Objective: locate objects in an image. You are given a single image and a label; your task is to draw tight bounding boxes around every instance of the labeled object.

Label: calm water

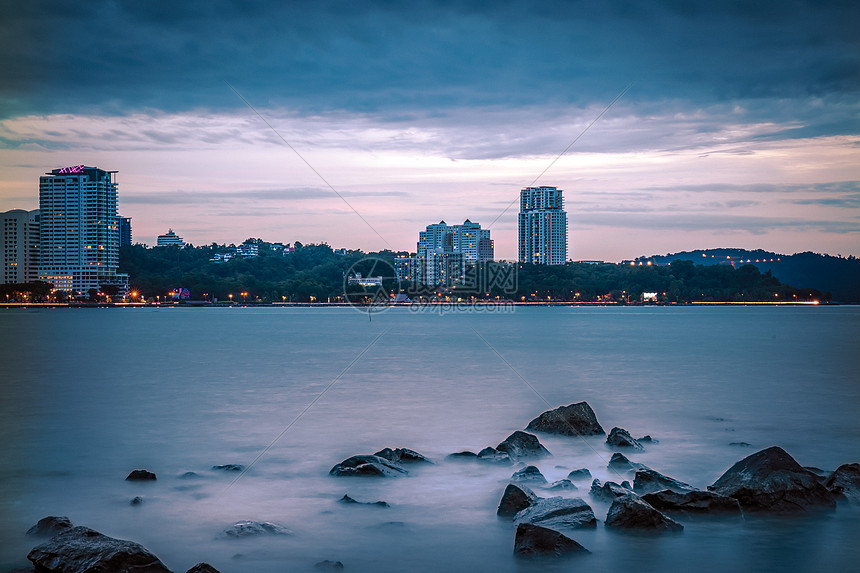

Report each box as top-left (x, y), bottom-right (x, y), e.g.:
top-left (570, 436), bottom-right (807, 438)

top-left (1, 306), bottom-right (858, 572)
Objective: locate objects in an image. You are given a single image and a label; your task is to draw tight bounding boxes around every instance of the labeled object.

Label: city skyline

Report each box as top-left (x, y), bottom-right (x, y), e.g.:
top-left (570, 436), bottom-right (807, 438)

top-left (1, 1), bottom-right (858, 261)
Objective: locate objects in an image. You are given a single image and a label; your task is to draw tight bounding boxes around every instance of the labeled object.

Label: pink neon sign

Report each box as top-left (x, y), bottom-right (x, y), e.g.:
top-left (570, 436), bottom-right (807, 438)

top-left (57, 165), bottom-right (86, 174)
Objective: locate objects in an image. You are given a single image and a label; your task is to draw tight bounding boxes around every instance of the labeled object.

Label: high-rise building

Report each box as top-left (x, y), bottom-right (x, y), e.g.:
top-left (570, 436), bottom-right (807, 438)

top-left (399, 219), bottom-right (494, 286)
top-left (119, 216), bottom-right (132, 246)
top-left (39, 165), bottom-right (128, 294)
top-left (2, 209), bottom-right (40, 284)
top-left (156, 229), bottom-right (185, 247)
top-left (518, 186), bottom-right (567, 265)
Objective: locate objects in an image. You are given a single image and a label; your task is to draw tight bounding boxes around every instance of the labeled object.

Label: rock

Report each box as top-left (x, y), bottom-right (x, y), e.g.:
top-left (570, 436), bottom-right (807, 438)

top-left (374, 447), bottom-right (433, 464)
top-left (513, 523), bottom-right (589, 558)
top-left (314, 560), bottom-right (345, 570)
top-left (180, 472), bottom-right (200, 479)
top-left (824, 463), bottom-right (860, 502)
top-left (633, 469), bottom-right (696, 495)
top-left (605, 493), bottom-right (683, 531)
top-left (606, 427), bottom-right (644, 450)
top-left (526, 401), bottom-right (605, 436)
top-left (607, 452), bottom-right (647, 473)
top-left (130, 496), bottom-right (144, 506)
top-left (338, 494), bottom-right (389, 507)
top-left (708, 446), bottom-right (836, 513)
top-left (221, 520), bottom-right (292, 538)
top-left (729, 442), bottom-right (752, 448)
top-left (567, 468), bottom-right (592, 481)
top-left (497, 483), bottom-right (539, 518)
top-left (590, 479), bottom-right (634, 502)
top-left (446, 451), bottom-right (477, 460)
top-left (514, 497), bottom-right (597, 529)
top-left (125, 469), bottom-right (157, 481)
top-left (547, 479), bottom-right (577, 491)
top-left (496, 431), bottom-right (551, 461)
top-left (638, 435), bottom-right (658, 444)
top-left (212, 464), bottom-right (244, 472)
top-left (476, 447), bottom-right (512, 464)
top-left (26, 516), bottom-right (73, 537)
top-left (641, 490), bottom-right (742, 515)
top-left (511, 466), bottom-right (548, 485)
top-left (27, 526), bottom-right (171, 572)
top-left (187, 564), bottom-right (220, 573)
top-left (329, 455), bottom-right (408, 477)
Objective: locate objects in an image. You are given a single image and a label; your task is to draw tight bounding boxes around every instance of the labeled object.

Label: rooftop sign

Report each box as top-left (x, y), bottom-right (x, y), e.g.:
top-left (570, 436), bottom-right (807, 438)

top-left (55, 165), bottom-right (86, 174)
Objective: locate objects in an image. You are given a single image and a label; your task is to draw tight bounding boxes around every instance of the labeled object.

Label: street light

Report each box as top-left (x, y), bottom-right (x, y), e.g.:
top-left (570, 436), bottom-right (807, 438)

top-left (241, 291), bottom-right (248, 303)
top-left (228, 294), bottom-right (233, 303)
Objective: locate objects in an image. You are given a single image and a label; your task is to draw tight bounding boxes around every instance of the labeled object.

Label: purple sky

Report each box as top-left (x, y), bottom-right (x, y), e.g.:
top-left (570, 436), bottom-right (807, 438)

top-left (1, 1), bottom-right (858, 261)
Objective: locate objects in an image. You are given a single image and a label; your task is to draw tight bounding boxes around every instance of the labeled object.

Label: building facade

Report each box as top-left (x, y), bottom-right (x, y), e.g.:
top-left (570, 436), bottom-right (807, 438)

top-left (399, 220), bottom-right (494, 287)
top-left (518, 186), bottom-right (567, 265)
top-left (156, 229), bottom-right (185, 247)
top-left (39, 165), bottom-right (128, 293)
top-left (2, 209), bottom-right (40, 284)
top-left (119, 217), bottom-right (132, 246)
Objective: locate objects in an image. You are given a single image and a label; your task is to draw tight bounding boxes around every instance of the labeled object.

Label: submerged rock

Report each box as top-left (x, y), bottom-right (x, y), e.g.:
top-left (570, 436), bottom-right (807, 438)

top-left (329, 455), bottom-right (408, 477)
top-left (708, 446), bottom-right (836, 513)
top-left (476, 447), bottom-right (512, 464)
top-left (314, 561), bottom-right (345, 570)
top-left (638, 435), bottom-right (658, 444)
top-left (130, 496), bottom-right (144, 506)
top-left (514, 523), bottom-right (589, 558)
top-left (26, 516), bottom-right (73, 537)
top-left (498, 483), bottom-right (540, 518)
top-left (606, 427), bottom-right (644, 450)
top-left (605, 494), bottom-right (683, 531)
top-left (338, 494), bottom-right (389, 507)
top-left (641, 490), bottom-right (742, 515)
top-left (567, 468), bottom-right (592, 481)
top-left (221, 520), bottom-right (292, 538)
top-left (824, 463), bottom-right (860, 502)
top-left (27, 526), bottom-right (171, 572)
top-left (633, 469), bottom-right (696, 495)
top-left (496, 431), bottom-right (551, 461)
top-left (446, 451), bottom-right (478, 460)
top-left (125, 469), bottom-right (157, 481)
top-left (187, 564), bottom-right (220, 573)
top-left (590, 479), bottom-right (634, 502)
top-left (511, 466), bottom-right (548, 485)
top-left (374, 447), bottom-right (433, 465)
top-left (526, 401), bottom-right (605, 436)
top-left (607, 452), bottom-right (647, 473)
top-left (514, 497), bottom-right (597, 529)
top-left (547, 479), bottom-right (577, 491)
top-left (212, 464), bottom-right (244, 472)
top-left (729, 442), bottom-right (752, 448)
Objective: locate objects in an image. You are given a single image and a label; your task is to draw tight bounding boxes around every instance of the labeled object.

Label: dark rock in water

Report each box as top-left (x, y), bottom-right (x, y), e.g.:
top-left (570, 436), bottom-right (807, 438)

top-left (212, 464), bottom-right (244, 472)
top-left (125, 469), bottom-right (157, 481)
top-left (708, 446), bottom-right (836, 513)
top-left (130, 496), bottom-right (144, 506)
top-left (498, 484), bottom-right (539, 518)
top-left (620, 481), bottom-right (632, 490)
top-left (26, 516), bottom-right (73, 537)
top-left (633, 469), bottom-right (696, 495)
top-left (338, 494), bottom-right (389, 507)
top-left (608, 453), bottom-right (647, 473)
top-left (526, 401), bottom-right (605, 436)
top-left (511, 466), bottom-right (548, 485)
top-left (329, 455), bottom-right (408, 477)
top-left (514, 497), bottom-right (597, 529)
top-left (825, 463), bottom-right (860, 502)
top-left (567, 468), bottom-right (592, 481)
top-left (27, 526), bottom-right (171, 572)
top-left (374, 447), bottom-right (433, 465)
top-left (221, 520), bottom-right (292, 538)
top-left (638, 435), bottom-right (658, 444)
top-left (547, 479), bottom-right (577, 491)
top-left (496, 431), bottom-right (551, 461)
top-left (314, 560), bottom-right (345, 570)
top-left (641, 490), bottom-right (742, 515)
top-left (590, 479), bottom-right (634, 502)
top-left (187, 563), bottom-right (220, 573)
top-left (180, 471), bottom-right (200, 479)
top-left (606, 427), bottom-right (644, 450)
top-left (605, 493), bottom-right (683, 531)
top-left (476, 447), bottom-right (512, 465)
top-left (446, 451), bottom-right (478, 460)
top-left (730, 442), bottom-right (752, 448)
top-left (514, 523), bottom-right (589, 558)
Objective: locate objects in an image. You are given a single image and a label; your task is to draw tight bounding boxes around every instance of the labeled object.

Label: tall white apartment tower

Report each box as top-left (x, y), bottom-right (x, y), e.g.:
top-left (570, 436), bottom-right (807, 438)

top-left (518, 186), bottom-right (567, 265)
top-left (1, 209), bottom-right (40, 284)
top-left (39, 165), bottom-right (128, 294)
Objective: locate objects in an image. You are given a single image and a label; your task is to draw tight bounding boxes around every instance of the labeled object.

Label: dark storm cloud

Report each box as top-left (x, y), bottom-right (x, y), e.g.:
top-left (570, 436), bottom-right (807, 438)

top-left (1, 0), bottom-right (857, 139)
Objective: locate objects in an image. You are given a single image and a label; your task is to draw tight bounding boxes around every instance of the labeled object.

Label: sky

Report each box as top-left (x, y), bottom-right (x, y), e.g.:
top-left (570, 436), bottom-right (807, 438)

top-left (1, 0), bottom-right (858, 261)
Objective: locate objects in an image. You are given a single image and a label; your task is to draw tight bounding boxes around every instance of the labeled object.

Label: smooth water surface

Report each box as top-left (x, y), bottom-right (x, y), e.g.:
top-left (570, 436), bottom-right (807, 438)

top-left (1, 306), bottom-right (858, 572)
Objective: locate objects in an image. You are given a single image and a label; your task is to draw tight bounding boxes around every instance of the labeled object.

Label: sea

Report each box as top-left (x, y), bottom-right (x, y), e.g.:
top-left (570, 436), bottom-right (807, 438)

top-left (0, 305), bottom-right (858, 572)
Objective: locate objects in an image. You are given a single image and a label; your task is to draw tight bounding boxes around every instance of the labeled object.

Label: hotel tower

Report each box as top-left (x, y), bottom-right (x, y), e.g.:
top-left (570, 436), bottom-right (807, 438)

top-left (518, 186), bottom-right (568, 265)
